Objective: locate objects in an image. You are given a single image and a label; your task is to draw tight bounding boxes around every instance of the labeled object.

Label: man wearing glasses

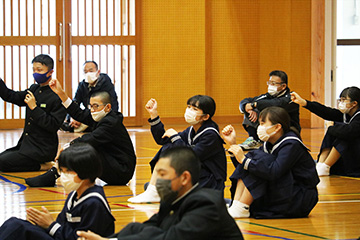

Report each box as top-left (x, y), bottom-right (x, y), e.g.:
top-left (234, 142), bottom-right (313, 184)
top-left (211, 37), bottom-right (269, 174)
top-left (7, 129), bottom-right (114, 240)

top-left (25, 80), bottom-right (136, 187)
top-left (238, 70), bottom-right (300, 150)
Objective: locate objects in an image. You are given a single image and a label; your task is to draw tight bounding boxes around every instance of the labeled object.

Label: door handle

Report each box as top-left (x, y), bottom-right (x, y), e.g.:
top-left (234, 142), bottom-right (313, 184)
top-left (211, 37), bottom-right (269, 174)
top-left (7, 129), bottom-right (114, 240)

top-left (68, 23), bottom-right (72, 61)
top-left (59, 23), bottom-right (63, 61)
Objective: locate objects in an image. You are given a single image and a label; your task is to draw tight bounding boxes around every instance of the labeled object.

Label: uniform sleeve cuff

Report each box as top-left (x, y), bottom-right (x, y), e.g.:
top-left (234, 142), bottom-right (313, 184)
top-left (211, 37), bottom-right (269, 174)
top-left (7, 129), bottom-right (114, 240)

top-left (148, 116), bottom-right (160, 126)
top-left (48, 222), bottom-right (61, 236)
top-left (62, 97), bottom-right (72, 108)
top-left (243, 158), bottom-right (251, 170)
top-left (170, 135), bottom-right (181, 143)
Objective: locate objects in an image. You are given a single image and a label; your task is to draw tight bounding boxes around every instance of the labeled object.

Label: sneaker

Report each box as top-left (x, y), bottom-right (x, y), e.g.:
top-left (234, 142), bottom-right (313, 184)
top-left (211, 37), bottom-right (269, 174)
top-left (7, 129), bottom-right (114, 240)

top-left (239, 137), bottom-right (262, 150)
top-left (127, 184), bottom-right (160, 203)
top-left (316, 162), bottom-right (330, 176)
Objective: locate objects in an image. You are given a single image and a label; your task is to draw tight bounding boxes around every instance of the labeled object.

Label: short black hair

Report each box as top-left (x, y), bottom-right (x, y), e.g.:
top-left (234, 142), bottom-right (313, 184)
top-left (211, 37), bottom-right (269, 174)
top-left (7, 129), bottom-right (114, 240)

top-left (269, 70), bottom-right (288, 85)
top-left (340, 86), bottom-right (360, 103)
top-left (159, 147), bottom-right (200, 185)
top-left (58, 143), bottom-right (102, 182)
top-left (91, 91), bottom-right (111, 105)
top-left (84, 60), bottom-right (99, 70)
top-left (32, 54), bottom-right (54, 71)
top-left (187, 95), bottom-right (216, 118)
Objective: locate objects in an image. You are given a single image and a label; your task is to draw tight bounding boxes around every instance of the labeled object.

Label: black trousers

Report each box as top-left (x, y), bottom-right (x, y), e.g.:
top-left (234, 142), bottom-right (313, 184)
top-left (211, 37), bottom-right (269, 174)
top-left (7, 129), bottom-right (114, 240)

top-left (0, 148), bottom-right (40, 172)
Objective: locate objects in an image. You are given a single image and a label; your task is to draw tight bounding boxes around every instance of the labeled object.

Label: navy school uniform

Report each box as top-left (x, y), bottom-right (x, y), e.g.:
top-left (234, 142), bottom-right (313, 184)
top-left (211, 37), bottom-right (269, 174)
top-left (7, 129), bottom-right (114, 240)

top-left (148, 116), bottom-right (227, 191)
top-left (0, 185), bottom-right (115, 240)
top-left (305, 101), bottom-right (360, 177)
top-left (230, 131), bottom-right (320, 218)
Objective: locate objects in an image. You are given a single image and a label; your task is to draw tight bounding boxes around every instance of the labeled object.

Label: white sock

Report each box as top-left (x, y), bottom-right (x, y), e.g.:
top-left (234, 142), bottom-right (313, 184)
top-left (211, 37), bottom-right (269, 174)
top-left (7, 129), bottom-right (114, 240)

top-left (231, 200), bottom-right (249, 210)
top-left (316, 162), bottom-right (330, 176)
top-left (228, 200), bottom-right (250, 218)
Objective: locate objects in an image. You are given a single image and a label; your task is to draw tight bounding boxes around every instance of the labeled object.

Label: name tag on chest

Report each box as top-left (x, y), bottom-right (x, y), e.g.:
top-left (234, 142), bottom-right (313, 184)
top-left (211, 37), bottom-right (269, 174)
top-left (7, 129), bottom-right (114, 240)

top-left (66, 212), bottom-right (81, 223)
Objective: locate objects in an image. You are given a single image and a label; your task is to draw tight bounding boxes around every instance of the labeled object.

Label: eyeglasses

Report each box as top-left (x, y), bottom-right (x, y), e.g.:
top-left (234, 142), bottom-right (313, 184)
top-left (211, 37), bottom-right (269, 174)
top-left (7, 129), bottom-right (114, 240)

top-left (267, 81), bottom-right (284, 86)
top-left (337, 98), bottom-right (353, 104)
top-left (88, 104), bottom-right (106, 111)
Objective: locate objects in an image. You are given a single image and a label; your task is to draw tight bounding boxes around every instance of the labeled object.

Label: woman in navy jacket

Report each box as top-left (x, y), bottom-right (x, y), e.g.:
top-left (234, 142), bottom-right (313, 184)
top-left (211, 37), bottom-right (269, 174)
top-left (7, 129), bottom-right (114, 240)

top-left (222, 106), bottom-right (319, 219)
top-left (291, 87), bottom-right (360, 177)
top-left (128, 95), bottom-right (227, 203)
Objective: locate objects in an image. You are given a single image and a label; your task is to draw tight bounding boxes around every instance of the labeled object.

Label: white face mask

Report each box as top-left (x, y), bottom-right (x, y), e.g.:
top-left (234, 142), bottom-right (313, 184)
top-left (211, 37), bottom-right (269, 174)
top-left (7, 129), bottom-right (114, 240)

top-left (85, 72), bottom-right (98, 85)
top-left (60, 172), bottom-right (83, 193)
top-left (91, 107), bottom-right (109, 122)
top-left (268, 85), bottom-right (279, 96)
top-left (184, 108), bottom-right (203, 125)
top-left (338, 101), bottom-right (353, 114)
top-left (257, 124), bottom-right (277, 142)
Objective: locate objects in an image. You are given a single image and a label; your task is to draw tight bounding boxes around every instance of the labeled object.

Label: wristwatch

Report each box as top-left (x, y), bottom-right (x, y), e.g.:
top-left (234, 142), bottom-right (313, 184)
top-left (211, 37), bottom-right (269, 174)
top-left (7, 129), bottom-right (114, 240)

top-left (251, 102), bottom-right (256, 109)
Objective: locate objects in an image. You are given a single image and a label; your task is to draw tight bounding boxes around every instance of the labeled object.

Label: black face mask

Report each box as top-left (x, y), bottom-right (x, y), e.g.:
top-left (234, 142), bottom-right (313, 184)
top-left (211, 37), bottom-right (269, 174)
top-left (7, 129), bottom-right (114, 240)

top-left (155, 176), bottom-right (181, 203)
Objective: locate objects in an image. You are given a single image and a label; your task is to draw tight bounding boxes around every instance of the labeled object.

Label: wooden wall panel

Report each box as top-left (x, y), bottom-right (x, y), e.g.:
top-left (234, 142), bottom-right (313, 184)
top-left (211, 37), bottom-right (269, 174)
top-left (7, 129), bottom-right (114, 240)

top-left (290, 0), bottom-right (312, 127)
top-left (259, 0), bottom-right (292, 93)
top-left (210, 1), bottom-right (260, 122)
top-left (311, 0), bottom-right (326, 128)
top-left (141, 0), bottom-right (206, 122)
top-left (139, 0), bottom-right (325, 128)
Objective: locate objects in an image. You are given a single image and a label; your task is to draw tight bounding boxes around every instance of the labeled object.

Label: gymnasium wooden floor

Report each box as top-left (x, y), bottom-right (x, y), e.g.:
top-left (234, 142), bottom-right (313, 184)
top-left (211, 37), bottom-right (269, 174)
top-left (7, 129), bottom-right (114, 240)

top-left (0, 124), bottom-right (359, 240)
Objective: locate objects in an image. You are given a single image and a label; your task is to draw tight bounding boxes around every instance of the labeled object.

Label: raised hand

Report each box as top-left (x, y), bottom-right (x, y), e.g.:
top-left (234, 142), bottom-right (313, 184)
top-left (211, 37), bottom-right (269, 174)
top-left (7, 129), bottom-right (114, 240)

top-left (290, 92), bottom-right (307, 107)
top-left (49, 79), bottom-right (68, 102)
top-left (145, 98), bottom-right (158, 119)
top-left (49, 79), bottom-right (64, 95)
top-left (222, 125), bottom-right (237, 145)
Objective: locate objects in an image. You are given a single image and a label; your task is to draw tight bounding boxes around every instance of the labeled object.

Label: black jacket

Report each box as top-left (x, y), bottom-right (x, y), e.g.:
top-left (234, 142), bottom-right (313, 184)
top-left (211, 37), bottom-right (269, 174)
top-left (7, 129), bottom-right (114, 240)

top-left (66, 102), bottom-right (136, 185)
top-left (0, 79), bottom-right (66, 162)
top-left (73, 73), bottom-right (119, 111)
top-left (111, 187), bottom-right (244, 240)
top-left (240, 87), bottom-right (301, 132)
